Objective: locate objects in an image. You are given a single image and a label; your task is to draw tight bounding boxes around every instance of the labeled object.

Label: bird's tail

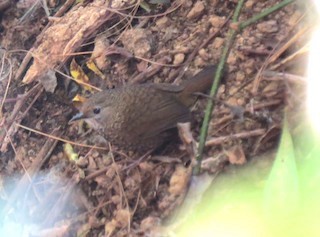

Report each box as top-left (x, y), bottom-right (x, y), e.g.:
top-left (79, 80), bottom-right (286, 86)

top-left (178, 65), bottom-right (217, 107)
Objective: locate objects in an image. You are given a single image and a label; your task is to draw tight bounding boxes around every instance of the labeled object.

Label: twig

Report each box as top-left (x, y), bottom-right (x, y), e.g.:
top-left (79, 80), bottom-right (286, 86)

top-left (194, 0), bottom-right (245, 175)
top-left (262, 70), bottom-right (306, 84)
top-left (0, 50), bottom-right (13, 113)
top-left (205, 129), bottom-right (266, 147)
top-left (211, 99), bottom-right (282, 128)
top-left (15, 123), bottom-right (108, 150)
top-left (54, 0), bottom-right (75, 17)
top-left (270, 42), bottom-right (309, 70)
top-left (130, 56), bottom-right (171, 83)
top-left (104, 1), bottom-right (182, 20)
top-left (268, 24), bottom-right (311, 64)
top-left (85, 166), bottom-right (110, 180)
top-left (15, 52), bottom-right (33, 80)
top-left (19, 0), bottom-right (42, 23)
top-left (194, 0), bottom-right (297, 175)
top-left (108, 144), bottom-right (131, 233)
top-left (131, 189), bottom-right (141, 219)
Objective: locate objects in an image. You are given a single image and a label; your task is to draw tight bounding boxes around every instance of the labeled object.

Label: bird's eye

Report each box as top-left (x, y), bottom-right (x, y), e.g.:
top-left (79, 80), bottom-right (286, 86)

top-left (93, 107), bottom-right (101, 114)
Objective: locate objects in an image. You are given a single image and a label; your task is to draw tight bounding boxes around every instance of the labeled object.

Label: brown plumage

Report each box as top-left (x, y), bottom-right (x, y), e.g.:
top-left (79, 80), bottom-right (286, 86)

top-left (71, 66), bottom-right (216, 151)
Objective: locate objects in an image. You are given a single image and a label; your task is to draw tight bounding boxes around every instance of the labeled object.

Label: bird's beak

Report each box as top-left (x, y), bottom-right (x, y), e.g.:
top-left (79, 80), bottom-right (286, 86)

top-left (69, 112), bottom-right (85, 123)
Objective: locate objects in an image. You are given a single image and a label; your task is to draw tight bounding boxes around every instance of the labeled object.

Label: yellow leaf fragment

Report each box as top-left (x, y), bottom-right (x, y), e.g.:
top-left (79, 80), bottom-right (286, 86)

top-left (86, 59), bottom-right (106, 80)
top-left (70, 58), bottom-right (93, 92)
top-left (64, 143), bottom-right (79, 161)
top-left (72, 94), bottom-right (87, 103)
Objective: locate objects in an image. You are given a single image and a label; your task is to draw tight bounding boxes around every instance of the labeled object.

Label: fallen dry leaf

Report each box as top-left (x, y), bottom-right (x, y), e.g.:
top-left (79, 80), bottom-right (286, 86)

top-left (22, 1), bottom-right (114, 84)
top-left (70, 58), bottom-right (93, 92)
top-left (225, 145), bottom-right (246, 165)
top-left (86, 59), bottom-right (106, 80)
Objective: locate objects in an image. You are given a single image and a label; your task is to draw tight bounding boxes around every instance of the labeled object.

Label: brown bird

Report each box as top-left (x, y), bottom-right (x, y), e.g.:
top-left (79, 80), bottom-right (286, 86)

top-left (71, 66), bottom-right (216, 151)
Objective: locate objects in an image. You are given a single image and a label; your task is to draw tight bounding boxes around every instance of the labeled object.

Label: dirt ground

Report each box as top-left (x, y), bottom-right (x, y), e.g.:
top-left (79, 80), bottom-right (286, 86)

top-left (0, 0), bottom-right (309, 236)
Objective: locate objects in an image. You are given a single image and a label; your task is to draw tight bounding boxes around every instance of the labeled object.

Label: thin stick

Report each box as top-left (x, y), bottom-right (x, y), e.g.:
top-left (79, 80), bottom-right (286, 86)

top-left (16, 123), bottom-right (108, 150)
top-left (108, 143), bottom-right (131, 233)
top-left (194, 0), bottom-right (297, 175)
top-left (0, 51), bottom-right (12, 113)
top-left (194, 0), bottom-right (246, 175)
top-left (54, 0), bottom-right (75, 17)
top-left (268, 24), bottom-right (311, 64)
top-left (205, 129), bottom-right (266, 147)
top-left (239, 0), bottom-right (295, 30)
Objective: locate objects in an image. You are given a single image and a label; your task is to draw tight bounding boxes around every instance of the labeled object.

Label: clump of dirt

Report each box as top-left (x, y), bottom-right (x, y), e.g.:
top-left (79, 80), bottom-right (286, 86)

top-left (0, 0), bottom-right (309, 236)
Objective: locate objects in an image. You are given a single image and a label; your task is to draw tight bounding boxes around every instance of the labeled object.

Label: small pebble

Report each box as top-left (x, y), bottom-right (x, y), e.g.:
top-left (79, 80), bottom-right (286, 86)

top-left (198, 48), bottom-right (210, 60)
top-left (209, 15), bottom-right (225, 28)
top-left (77, 156), bottom-right (88, 168)
top-left (235, 72), bottom-right (245, 82)
top-left (257, 20), bottom-right (279, 33)
top-left (212, 37), bottom-right (224, 49)
top-left (245, 0), bottom-right (254, 8)
top-left (156, 17), bottom-right (169, 29)
top-left (91, 150), bottom-right (99, 158)
top-left (187, 2), bottom-right (205, 20)
top-left (173, 53), bottom-right (185, 65)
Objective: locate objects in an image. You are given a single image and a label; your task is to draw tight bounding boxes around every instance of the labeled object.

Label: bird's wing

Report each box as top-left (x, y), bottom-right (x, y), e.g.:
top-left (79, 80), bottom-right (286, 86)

top-left (126, 87), bottom-right (191, 140)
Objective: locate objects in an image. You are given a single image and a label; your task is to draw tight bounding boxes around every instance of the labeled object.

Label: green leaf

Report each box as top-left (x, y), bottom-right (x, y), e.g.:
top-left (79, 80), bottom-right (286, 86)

top-left (263, 115), bottom-right (299, 219)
